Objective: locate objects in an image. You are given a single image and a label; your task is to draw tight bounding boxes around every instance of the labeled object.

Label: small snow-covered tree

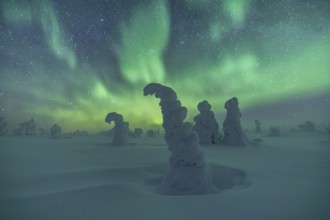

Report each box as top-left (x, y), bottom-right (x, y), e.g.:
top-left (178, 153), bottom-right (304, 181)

top-left (144, 83), bottom-right (216, 195)
top-left (325, 123), bottom-right (330, 142)
top-left (13, 127), bottom-right (24, 136)
top-left (222, 97), bottom-right (246, 146)
top-left (268, 127), bottom-right (281, 137)
top-left (132, 128), bottom-right (143, 138)
top-left (146, 129), bottom-right (156, 137)
top-left (255, 119), bottom-right (261, 133)
top-left (12, 118), bottom-right (37, 136)
top-left (39, 128), bottom-right (49, 136)
top-left (105, 112), bottom-right (129, 145)
top-left (50, 124), bottom-right (62, 138)
top-left (0, 117), bottom-right (8, 136)
top-left (193, 100), bottom-right (221, 144)
top-left (73, 130), bottom-right (89, 136)
top-left (299, 121), bottom-right (316, 132)
top-left (25, 118), bottom-right (37, 136)
top-left (13, 122), bottom-right (27, 136)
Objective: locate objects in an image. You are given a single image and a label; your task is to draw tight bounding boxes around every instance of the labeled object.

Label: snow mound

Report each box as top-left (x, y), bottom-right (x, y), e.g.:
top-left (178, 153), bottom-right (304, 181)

top-left (146, 163), bottom-right (249, 195)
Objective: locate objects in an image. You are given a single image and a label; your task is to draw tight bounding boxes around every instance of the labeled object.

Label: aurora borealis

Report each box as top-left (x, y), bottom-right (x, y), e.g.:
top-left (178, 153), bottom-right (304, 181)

top-left (0, 0), bottom-right (329, 132)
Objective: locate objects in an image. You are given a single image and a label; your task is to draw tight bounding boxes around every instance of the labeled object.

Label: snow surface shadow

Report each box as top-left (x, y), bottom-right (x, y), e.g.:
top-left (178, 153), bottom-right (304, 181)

top-left (86, 142), bottom-right (137, 147)
top-left (145, 163), bottom-right (250, 195)
top-left (209, 163), bottom-right (250, 190)
top-left (2, 162), bottom-right (249, 204)
top-left (0, 184), bottom-right (148, 220)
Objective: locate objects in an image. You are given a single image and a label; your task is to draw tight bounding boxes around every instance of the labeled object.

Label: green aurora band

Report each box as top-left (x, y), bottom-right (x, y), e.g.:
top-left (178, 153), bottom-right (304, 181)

top-left (0, 0), bottom-right (329, 132)
top-left (2, 0), bottom-right (76, 69)
top-left (118, 0), bottom-right (170, 84)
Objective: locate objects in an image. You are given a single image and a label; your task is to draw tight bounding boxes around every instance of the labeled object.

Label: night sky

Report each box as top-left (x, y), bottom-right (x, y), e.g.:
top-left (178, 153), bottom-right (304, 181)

top-left (1, 0), bottom-right (329, 132)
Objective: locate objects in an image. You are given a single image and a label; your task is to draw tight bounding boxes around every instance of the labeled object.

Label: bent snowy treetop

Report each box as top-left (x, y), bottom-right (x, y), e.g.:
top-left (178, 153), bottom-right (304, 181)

top-left (105, 112), bottom-right (124, 124)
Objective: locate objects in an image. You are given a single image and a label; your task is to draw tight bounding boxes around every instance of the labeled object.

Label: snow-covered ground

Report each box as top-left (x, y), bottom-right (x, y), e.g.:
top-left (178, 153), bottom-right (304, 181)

top-left (0, 132), bottom-right (329, 220)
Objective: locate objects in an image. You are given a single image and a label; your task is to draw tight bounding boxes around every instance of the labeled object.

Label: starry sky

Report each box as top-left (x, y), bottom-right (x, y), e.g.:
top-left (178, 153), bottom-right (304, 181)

top-left (0, 0), bottom-right (329, 132)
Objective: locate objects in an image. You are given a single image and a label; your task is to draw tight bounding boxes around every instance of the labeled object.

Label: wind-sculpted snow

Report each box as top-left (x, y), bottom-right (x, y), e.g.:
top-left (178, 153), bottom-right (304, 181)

top-left (105, 112), bottom-right (129, 145)
top-left (144, 83), bottom-right (217, 194)
top-left (193, 100), bottom-right (222, 144)
top-left (223, 97), bottom-right (246, 146)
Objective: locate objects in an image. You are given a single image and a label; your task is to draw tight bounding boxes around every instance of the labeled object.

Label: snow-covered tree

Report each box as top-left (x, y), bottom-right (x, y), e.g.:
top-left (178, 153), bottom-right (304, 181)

top-left (268, 127), bottom-right (280, 137)
top-left (12, 118), bottom-right (37, 136)
top-left (146, 129), bottom-right (156, 137)
top-left (144, 83), bottom-right (216, 195)
top-left (25, 118), bottom-right (37, 136)
top-left (132, 128), bottom-right (143, 138)
top-left (0, 116), bottom-right (8, 136)
top-left (73, 130), bottom-right (89, 136)
top-left (50, 124), bottom-right (62, 139)
top-left (39, 128), bottom-right (49, 136)
top-left (325, 123), bottom-right (330, 142)
top-left (255, 119), bottom-right (261, 133)
top-left (193, 100), bottom-right (222, 144)
top-left (222, 97), bottom-right (246, 146)
top-left (13, 126), bottom-right (25, 136)
top-left (298, 121), bottom-right (316, 132)
top-left (105, 112), bottom-right (129, 145)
